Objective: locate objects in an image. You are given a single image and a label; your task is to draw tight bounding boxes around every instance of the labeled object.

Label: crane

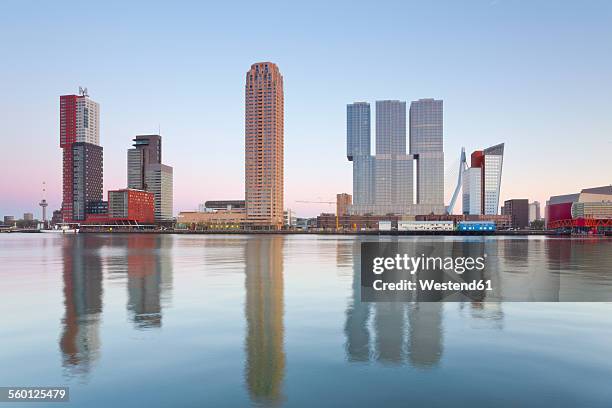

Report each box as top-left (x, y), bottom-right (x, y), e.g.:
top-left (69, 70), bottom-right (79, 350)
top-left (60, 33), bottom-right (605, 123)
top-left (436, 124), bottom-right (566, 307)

top-left (295, 199), bottom-right (339, 229)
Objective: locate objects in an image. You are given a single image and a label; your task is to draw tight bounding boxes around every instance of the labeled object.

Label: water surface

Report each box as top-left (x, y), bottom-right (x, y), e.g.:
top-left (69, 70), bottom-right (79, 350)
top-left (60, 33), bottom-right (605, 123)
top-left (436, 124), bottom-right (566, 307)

top-left (1, 234), bottom-right (611, 407)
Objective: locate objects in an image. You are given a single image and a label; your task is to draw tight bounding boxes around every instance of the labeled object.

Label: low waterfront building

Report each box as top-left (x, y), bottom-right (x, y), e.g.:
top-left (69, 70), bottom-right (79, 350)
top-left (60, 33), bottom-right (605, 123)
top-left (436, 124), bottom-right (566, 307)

top-left (177, 210), bottom-right (246, 229)
top-left (317, 213), bottom-right (405, 230)
top-left (398, 220), bottom-right (454, 231)
top-left (546, 185), bottom-right (612, 231)
top-left (416, 213), bottom-right (511, 230)
top-left (108, 189), bottom-right (155, 224)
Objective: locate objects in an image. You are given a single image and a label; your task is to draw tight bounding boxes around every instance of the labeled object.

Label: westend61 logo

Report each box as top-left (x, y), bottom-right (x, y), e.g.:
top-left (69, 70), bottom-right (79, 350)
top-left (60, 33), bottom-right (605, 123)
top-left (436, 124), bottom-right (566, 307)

top-left (372, 253), bottom-right (487, 275)
top-left (361, 241), bottom-right (498, 302)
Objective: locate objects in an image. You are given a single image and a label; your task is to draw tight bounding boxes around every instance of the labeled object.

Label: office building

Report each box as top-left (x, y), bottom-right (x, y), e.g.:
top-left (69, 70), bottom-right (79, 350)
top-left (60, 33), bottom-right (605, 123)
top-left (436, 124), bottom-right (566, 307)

top-left (409, 99), bottom-right (444, 207)
top-left (347, 102), bottom-right (373, 206)
top-left (346, 99), bottom-right (445, 216)
top-left (127, 135), bottom-right (162, 190)
top-left (23, 213), bottom-right (34, 221)
top-left (376, 100), bottom-right (406, 155)
top-left (529, 201), bottom-right (541, 223)
top-left (245, 62), bottom-right (284, 229)
top-left (463, 143), bottom-right (505, 216)
top-left (72, 142), bottom-right (103, 220)
top-left (127, 134), bottom-right (173, 222)
top-left (502, 199), bottom-right (529, 229)
top-left (60, 89), bottom-right (101, 222)
top-left (145, 164), bottom-right (173, 222)
top-left (347, 102), bottom-right (371, 161)
top-left (462, 167), bottom-right (482, 215)
top-left (108, 189), bottom-right (155, 223)
top-left (336, 193), bottom-right (352, 216)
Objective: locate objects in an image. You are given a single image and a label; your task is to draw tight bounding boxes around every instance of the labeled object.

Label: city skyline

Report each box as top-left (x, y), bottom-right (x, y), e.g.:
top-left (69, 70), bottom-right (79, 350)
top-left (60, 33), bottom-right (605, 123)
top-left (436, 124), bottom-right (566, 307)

top-left (1, 1), bottom-right (611, 218)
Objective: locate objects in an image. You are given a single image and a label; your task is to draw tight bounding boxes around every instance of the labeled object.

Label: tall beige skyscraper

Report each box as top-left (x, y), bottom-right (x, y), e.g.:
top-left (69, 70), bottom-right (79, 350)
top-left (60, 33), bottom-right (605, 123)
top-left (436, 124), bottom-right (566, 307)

top-left (245, 62), bottom-right (284, 229)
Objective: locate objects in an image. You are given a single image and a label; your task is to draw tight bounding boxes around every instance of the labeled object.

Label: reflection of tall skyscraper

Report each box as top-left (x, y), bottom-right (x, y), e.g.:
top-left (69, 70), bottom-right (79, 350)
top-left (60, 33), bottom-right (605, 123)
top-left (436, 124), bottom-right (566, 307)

top-left (344, 240), bottom-right (444, 368)
top-left (125, 235), bottom-right (170, 328)
top-left (60, 235), bottom-right (104, 375)
top-left (245, 62), bottom-right (284, 229)
top-left (374, 303), bottom-right (406, 364)
top-left (244, 236), bottom-right (285, 403)
top-left (344, 240), bottom-right (371, 361)
top-left (407, 303), bottom-right (443, 367)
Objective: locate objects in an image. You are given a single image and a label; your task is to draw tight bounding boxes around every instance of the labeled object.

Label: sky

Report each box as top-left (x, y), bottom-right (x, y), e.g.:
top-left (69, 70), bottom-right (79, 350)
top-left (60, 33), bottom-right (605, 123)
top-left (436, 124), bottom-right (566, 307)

top-left (0, 0), bottom-right (611, 219)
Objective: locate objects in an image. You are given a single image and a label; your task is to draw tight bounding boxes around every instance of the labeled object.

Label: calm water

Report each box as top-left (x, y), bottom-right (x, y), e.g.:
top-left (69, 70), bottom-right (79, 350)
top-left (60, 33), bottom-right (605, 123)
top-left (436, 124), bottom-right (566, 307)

top-left (1, 234), bottom-right (612, 407)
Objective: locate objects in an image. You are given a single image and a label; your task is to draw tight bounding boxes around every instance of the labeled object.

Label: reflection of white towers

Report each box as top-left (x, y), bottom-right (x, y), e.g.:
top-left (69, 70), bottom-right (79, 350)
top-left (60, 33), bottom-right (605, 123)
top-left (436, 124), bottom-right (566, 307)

top-left (344, 241), bottom-right (444, 367)
top-left (39, 181), bottom-right (49, 223)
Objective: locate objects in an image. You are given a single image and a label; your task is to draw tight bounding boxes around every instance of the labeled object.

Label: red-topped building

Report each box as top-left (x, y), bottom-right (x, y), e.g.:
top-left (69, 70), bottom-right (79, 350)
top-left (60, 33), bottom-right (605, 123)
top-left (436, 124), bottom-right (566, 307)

top-left (60, 88), bottom-right (101, 222)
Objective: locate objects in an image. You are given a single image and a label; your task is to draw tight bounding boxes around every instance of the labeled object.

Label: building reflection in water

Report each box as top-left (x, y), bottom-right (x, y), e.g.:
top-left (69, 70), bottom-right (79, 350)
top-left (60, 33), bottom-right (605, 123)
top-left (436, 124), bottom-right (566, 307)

top-left (125, 235), bottom-right (173, 329)
top-left (60, 234), bottom-right (174, 376)
top-left (343, 239), bottom-right (511, 368)
top-left (244, 236), bottom-right (285, 405)
top-left (60, 235), bottom-right (104, 376)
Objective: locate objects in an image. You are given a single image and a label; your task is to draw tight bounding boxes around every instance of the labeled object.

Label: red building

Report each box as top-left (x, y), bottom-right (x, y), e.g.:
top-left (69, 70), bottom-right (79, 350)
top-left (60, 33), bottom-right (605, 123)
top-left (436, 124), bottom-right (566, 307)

top-left (108, 189), bottom-right (155, 224)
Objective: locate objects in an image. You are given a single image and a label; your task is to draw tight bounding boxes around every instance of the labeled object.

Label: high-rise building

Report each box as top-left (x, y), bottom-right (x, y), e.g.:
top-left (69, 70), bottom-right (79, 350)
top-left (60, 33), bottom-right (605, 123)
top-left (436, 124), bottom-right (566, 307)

top-left (464, 144), bottom-right (505, 215)
top-left (347, 103), bottom-right (373, 206)
top-left (245, 62), bottom-right (284, 229)
top-left (127, 135), bottom-right (162, 190)
top-left (346, 99), bottom-right (445, 216)
top-left (482, 144), bottom-right (505, 215)
top-left (145, 164), bottom-right (173, 222)
top-left (72, 142), bottom-right (103, 220)
top-left (347, 102), bottom-right (371, 161)
top-left (376, 100), bottom-right (406, 155)
top-left (336, 193), bottom-right (352, 216)
top-left (60, 89), bottom-right (101, 222)
top-left (409, 99), bottom-right (444, 207)
top-left (462, 167), bottom-right (482, 215)
top-left (502, 199), bottom-right (529, 229)
top-left (127, 134), bottom-right (173, 222)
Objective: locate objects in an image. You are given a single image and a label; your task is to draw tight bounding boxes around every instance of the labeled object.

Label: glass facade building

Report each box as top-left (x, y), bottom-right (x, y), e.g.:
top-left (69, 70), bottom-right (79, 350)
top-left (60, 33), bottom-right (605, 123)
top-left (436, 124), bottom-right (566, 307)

top-left (483, 143), bottom-right (504, 215)
top-left (346, 99), bottom-right (445, 215)
top-left (462, 167), bottom-right (482, 215)
top-left (462, 143), bottom-right (505, 216)
top-left (375, 100), bottom-right (406, 155)
top-left (347, 102), bottom-right (371, 161)
top-left (409, 99), bottom-right (444, 207)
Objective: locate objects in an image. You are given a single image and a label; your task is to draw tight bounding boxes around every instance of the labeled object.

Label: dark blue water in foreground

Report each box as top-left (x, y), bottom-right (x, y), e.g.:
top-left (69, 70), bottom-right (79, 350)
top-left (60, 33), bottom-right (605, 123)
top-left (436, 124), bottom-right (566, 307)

top-left (1, 234), bottom-right (611, 407)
